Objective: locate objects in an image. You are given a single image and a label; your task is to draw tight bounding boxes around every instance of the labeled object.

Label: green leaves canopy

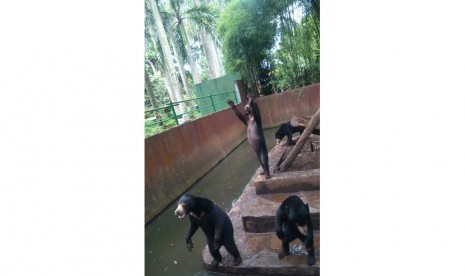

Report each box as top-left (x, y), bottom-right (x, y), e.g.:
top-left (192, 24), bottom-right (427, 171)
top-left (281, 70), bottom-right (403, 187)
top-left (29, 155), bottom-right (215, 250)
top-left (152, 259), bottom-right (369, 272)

top-left (217, 0), bottom-right (276, 80)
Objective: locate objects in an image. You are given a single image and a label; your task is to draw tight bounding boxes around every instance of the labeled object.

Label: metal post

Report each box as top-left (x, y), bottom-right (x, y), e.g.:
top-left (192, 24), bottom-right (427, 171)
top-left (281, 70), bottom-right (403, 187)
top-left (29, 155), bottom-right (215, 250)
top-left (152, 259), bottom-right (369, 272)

top-left (233, 90), bottom-right (238, 104)
top-left (209, 94), bottom-right (216, 112)
top-left (169, 100), bottom-right (179, 125)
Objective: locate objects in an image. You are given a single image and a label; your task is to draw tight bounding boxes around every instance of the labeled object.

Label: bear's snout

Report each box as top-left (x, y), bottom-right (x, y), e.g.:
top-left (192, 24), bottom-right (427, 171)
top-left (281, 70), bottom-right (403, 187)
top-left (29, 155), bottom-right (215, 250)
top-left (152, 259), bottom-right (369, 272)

top-left (174, 204), bottom-right (186, 219)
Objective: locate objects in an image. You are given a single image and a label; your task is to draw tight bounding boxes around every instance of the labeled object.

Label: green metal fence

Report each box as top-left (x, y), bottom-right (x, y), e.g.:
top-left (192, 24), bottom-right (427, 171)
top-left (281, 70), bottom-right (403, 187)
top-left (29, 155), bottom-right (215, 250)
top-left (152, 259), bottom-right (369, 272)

top-left (144, 90), bottom-right (238, 132)
top-left (194, 73), bottom-right (242, 116)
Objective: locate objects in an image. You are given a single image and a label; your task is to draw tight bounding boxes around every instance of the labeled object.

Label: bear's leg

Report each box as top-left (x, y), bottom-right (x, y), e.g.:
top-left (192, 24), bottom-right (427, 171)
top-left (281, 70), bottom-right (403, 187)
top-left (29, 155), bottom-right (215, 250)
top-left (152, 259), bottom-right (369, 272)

top-left (278, 222), bottom-right (297, 259)
top-left (278, 236), bottom-right (293, 259)
top-left (306, 247), bottom-right (316, 266)
top-left (224, 239), bottom-right (242, 266)
top-left (257, 147), bottom-right (270, 178)
top-left (207, 239), bottom-right (222, 267)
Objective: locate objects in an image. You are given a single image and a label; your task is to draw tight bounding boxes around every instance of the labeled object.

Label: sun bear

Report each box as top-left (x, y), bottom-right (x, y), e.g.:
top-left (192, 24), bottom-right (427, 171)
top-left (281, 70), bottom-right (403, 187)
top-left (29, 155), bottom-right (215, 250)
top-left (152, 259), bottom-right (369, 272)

top-left (275, 121), bottom-right (320, 145)
top-left (275, 195), bottom-right (315, 266)
top-left (227, 94), bottom-right (271, 178)
top-left (174, 194), bottom-right (242, 267)
top-left (275, 121), bottom-right (306, 145)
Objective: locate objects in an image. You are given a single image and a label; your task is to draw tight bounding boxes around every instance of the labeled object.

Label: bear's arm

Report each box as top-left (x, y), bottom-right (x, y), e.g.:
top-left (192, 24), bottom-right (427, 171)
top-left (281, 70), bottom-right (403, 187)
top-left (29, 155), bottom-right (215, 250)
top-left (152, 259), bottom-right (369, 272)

top-left (248, 97), bottom-right (263, 126)
top-left (230, 104), bottom-right (248, 126)
top-left (275, 207), bottom-right (285, 239)
top-left (285, 127), bottom-right (294, 145)
top-left (186, 216), bottom-right (200, 241)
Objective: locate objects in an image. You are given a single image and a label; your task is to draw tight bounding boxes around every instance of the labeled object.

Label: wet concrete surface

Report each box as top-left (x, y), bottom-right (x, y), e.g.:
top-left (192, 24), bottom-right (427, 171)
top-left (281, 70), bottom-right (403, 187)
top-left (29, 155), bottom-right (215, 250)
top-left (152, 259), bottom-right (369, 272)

top-left (145, 128), bottom-right (279, 276)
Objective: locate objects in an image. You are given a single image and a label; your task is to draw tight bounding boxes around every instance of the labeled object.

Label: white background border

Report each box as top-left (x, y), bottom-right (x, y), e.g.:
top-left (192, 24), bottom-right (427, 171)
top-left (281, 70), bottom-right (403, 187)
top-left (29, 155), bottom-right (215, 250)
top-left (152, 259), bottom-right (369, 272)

top-left (1, 0), bottom-right (465, 275)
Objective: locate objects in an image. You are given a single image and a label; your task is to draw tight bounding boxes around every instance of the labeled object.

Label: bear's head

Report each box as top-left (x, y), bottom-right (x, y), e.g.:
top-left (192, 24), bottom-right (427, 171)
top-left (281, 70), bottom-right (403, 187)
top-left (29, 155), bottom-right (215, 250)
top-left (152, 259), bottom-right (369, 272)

top-left (289, 203), bottom-right (310, 226)
top-left (244, 104), bottom-right (252, 115)
top-left (275, 129), bottom-right (285, 144)
top-left (174, 194), bottom-right (196, 219)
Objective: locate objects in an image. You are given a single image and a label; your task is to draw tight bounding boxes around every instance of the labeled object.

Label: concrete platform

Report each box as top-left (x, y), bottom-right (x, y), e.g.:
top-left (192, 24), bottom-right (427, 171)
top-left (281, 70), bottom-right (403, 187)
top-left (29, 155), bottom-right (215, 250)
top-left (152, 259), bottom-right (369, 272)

top-left (202, 171), bottom-right (320, 275)
top-left (203, 231), bottom-right (320, 275)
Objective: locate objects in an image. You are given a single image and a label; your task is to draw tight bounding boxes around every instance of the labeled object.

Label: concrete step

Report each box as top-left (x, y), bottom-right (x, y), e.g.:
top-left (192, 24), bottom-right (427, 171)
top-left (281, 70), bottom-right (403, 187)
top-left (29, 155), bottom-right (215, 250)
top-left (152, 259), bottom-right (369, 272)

top-left (202, 231), bottom-right (320, 275)
top-left (255, 169), bottom-right (320, 194)
top-left (242, 190), bottom-right (320, 233)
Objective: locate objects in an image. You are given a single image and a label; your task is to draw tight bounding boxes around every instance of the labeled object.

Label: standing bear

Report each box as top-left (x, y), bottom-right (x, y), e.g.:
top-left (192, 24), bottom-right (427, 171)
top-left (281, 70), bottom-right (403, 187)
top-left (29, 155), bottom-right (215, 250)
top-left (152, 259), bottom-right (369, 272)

top-left (227, 94), bottom-right (271, 178)
top-left (275, 195), bottom-right (315, 266)
top-left (175, 194), bottom-right (242, 267)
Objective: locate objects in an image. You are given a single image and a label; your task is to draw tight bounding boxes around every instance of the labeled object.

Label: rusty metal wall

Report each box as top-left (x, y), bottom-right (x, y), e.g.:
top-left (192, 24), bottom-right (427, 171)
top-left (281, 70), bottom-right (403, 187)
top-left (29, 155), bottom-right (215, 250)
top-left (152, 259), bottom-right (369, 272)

top-left (257, 84), bottom-right (320, 128)
top-left (145, 84), bottom-right (320, 223)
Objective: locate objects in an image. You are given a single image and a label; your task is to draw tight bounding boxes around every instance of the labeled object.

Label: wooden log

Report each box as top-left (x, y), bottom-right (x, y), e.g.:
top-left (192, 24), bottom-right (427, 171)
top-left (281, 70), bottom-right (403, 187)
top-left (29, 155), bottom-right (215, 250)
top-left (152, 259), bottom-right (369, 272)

top-left (279, 108), bottom-right (320, 171)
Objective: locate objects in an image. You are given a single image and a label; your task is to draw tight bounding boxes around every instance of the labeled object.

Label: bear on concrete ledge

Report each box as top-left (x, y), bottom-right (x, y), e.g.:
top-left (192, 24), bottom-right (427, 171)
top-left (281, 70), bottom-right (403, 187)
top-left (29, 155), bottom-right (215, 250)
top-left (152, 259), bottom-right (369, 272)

top-left (227, 94), bottom-right (271, 178)
top-left (175, 194), bottom-right (242, 267)
top-left (275, 195), bottom-right (315, 266)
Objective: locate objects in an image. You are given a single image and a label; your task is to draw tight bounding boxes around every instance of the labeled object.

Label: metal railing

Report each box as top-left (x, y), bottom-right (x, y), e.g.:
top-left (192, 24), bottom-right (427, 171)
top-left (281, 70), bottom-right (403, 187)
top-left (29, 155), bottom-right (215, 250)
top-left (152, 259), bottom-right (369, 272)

top-left (145, 90), bottom-right (238, 129)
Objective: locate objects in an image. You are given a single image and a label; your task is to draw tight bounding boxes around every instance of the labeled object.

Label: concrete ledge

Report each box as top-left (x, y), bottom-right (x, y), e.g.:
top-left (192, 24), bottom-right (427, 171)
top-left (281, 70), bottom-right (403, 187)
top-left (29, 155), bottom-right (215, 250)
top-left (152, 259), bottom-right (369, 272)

top-left (255, 169), bottom-right (320, 194)
top-left (202, 231), bottom-right (320, 275)
top-left (241, 190), bottom-right (320, 233)
top-left (203, 169), bottom-right (320, 275)
top-left (243, 213), bottom-right (320, 233)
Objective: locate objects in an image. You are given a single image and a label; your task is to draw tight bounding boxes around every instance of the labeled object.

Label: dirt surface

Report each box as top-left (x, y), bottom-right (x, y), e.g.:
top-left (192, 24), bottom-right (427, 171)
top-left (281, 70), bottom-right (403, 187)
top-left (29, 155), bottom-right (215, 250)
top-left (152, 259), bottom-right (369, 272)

top-left (280, 134), bottom-right (320, 172)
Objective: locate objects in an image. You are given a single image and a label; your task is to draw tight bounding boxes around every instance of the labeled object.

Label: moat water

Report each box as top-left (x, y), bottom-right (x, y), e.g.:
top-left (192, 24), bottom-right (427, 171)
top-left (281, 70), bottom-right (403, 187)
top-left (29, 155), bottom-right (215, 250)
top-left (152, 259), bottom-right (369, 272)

top-left (145, 128), bottom-right (278, 276)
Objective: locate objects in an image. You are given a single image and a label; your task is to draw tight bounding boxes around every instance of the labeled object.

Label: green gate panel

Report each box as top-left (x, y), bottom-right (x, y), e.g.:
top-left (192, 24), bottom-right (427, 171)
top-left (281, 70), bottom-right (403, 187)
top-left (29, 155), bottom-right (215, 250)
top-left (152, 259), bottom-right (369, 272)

top-left (194, 73), bottom-right (242, 116)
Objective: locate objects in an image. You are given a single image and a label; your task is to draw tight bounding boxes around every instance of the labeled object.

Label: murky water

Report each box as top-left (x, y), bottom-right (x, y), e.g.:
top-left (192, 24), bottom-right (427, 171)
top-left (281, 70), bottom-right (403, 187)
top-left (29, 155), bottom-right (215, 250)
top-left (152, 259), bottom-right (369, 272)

top-left (145, 128), bottom-right (278, 276)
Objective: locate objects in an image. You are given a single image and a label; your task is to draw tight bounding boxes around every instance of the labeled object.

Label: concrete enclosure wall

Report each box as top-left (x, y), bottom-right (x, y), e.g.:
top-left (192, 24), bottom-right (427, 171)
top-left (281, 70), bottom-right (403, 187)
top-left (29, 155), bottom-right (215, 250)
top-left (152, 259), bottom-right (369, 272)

top-left (257, 84), bottom-right (320, 128)
top-left (145, 84), bottom-right (320, 223)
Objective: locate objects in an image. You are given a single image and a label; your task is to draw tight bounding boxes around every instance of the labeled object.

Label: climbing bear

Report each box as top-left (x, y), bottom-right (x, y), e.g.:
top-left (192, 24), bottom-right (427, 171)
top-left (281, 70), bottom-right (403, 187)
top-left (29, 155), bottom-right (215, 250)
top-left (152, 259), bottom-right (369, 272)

top-left (275, 122), bottom-right (306, 145)
top-left (174, 194), bottom-right (242, 267)
top-left (227, 94), bottom-right (271, 178)
top-left (275, 195), bottom-right (315, 266)
top-left (275, 122), bottom-right (320, 145)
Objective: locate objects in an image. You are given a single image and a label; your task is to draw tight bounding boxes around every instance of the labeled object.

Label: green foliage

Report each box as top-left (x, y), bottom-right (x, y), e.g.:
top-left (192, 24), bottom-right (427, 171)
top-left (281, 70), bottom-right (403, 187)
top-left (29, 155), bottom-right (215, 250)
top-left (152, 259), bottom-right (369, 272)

top-left (217, 0), bottom-right (320, 93)
top-left (217, 0), bottom-right (277, 94)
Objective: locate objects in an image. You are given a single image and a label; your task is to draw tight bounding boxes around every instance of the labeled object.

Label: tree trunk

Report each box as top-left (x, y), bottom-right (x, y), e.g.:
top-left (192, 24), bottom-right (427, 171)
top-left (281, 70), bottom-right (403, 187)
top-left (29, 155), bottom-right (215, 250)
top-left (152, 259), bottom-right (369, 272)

top-left (179, 22), bottom-right (202, 84)
top-left (200, 29), bottom-right (217, 78)
top-left (146, 25), bottom-right (175, 102)
top-left (148, 0), bottom-right (187, 121)
top-left (279, 108), bottom-right (320, 171)
top-left (198, 0), bottom-right (220, 79)
top-left (145, 70), bottom-right (158, 108)
top-left (211, 36), bottom-right (225, 76)
top-left (147, 56), bottom-right (174, 104)
top-left (167, 27), bottom-right (193, 99)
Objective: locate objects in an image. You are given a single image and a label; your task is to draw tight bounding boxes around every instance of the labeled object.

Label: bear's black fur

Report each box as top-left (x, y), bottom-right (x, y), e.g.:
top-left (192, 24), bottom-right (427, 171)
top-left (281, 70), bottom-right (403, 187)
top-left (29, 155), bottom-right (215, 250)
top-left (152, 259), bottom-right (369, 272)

top-left (275, 121), bottom-right (321, 145)
top-left (228, 94), bottom-right (270, 178)
top-left (275, 195), bottom-right (315, 266)
top-left (275, 121), bottom-right (305, 145)
top-left (174, 194), bottom-right (242, 267)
